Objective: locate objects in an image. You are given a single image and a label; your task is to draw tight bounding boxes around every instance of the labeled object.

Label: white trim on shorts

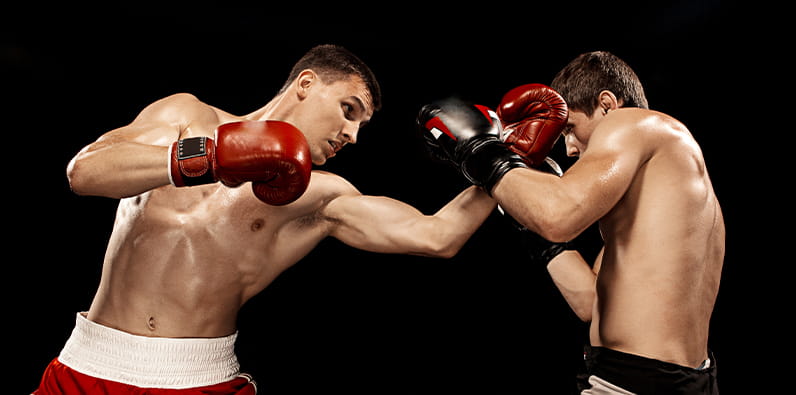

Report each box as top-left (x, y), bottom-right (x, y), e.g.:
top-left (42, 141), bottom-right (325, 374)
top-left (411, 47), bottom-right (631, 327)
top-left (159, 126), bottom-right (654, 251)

top-left (58, 312), bottom-right (240, 389)
top-left (582, 375), bottom-right (637, 395)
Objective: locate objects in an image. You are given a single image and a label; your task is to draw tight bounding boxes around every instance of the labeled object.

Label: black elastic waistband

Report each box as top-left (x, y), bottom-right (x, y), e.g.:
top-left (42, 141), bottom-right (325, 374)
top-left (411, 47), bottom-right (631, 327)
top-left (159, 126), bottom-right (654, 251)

top-left (583, 346), bottom-right (718, 394)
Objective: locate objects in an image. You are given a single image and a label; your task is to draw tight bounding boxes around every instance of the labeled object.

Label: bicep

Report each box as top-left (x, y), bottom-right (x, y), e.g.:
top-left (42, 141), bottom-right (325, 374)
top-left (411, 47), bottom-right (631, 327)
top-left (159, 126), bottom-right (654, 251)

top-left (324, 194), bottom-right (434, 254)
top-left (560, 124), bottom-right (650, 224)
top-left (82, 94), bottom-right (200, 155)
top-left (66, 94), bottom-right (206, 197)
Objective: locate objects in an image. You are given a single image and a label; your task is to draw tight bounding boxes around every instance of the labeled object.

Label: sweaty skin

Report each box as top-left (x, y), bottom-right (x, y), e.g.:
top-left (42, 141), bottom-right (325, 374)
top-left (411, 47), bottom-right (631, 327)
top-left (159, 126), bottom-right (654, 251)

top-left (70, 73), bottom-right (496, 338)
top-left (494, 105), bottom-right (724, 368)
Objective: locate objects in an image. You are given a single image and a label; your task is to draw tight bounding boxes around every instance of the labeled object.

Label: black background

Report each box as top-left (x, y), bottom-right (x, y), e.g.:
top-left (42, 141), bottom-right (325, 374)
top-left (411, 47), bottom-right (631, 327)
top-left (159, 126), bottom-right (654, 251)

top-left (7, 2), bottom-right (755, 394)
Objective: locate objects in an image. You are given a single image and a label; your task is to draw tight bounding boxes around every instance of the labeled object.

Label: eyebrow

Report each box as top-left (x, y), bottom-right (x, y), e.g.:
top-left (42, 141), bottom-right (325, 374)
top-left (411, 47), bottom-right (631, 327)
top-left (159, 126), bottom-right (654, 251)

top-left (349, 95), bottom-right (366, 113)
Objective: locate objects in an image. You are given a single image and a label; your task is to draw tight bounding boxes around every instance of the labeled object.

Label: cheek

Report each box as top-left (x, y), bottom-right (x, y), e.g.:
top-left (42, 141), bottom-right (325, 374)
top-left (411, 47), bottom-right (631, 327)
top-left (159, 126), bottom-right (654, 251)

top-left (305, 105), bottom-right (341, 134)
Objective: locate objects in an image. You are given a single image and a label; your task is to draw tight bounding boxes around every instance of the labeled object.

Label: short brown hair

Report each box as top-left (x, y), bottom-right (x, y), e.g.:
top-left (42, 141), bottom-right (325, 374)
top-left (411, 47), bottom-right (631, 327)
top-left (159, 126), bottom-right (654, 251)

top-left (279, 44), bottom-right (382, 111)
top-left (551, 51), bottom-right (648, 114)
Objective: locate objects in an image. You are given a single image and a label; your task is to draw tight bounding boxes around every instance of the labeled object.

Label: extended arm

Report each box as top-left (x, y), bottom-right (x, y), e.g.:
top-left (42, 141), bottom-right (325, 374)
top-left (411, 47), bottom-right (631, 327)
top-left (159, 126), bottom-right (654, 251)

top-left (324, 186), bottom-right (496, 258)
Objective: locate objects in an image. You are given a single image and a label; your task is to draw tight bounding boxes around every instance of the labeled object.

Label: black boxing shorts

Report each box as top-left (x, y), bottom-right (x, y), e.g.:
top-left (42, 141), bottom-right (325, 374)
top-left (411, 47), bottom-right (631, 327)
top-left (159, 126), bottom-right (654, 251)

top-left (577, 345), bottom-right (718, 394)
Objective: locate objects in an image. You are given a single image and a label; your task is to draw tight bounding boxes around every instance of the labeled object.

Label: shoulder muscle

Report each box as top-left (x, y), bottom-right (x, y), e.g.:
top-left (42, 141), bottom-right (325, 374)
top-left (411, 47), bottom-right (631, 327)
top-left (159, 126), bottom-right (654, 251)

top-left (97, 93), bottom-right (217, 147)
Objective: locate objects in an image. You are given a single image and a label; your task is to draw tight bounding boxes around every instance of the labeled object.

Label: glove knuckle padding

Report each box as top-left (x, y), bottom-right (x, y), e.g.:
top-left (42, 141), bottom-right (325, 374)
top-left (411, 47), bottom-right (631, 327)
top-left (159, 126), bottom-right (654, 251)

top-left (216, 121), bottom-right (311, 205)
top-left (417, 97), bottom-right (528, 193)
top-left (417, 98), bottom-right (501, 165)
top-left (497, 83), bottom-right (568, 166)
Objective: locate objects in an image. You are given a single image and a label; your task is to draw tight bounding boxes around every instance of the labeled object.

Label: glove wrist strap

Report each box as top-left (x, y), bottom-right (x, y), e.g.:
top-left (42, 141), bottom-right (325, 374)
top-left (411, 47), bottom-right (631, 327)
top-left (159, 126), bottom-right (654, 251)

top-left (169, 137), bottom-right (217, 187)
top-left (461, 137), bottom-right (528, 195)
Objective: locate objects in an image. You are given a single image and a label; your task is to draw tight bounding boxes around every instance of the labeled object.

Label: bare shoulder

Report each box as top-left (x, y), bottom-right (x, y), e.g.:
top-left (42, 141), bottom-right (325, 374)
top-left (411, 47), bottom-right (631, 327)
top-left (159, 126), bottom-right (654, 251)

top-left (275, 171), bottom-right (360, 214)
top-left (263, 170), bottom-right (360, 231)
top-left (306, 170), bottom-right (361, 200)
top-left (593, 108), bottom-right (692, 160)
top-left (608, 108), bottom-right (689, 140)
top-left (133, 93), bottom-right (221, 129)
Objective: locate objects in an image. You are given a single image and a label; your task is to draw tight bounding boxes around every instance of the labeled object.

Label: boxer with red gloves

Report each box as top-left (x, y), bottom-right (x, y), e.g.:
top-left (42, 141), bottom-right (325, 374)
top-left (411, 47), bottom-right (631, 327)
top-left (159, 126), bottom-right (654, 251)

top-left (36, 45), bottom-right (500, 394)
top-left (169, 120), bottom-right (312, 205)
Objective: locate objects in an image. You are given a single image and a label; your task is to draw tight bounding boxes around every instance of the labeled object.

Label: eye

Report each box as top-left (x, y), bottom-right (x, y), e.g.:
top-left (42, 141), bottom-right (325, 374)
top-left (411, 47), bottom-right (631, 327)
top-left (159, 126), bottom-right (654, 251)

top-left (562, 124), bottom-right (574, 136)
top-left (342, 103), bottom-right (354, 120)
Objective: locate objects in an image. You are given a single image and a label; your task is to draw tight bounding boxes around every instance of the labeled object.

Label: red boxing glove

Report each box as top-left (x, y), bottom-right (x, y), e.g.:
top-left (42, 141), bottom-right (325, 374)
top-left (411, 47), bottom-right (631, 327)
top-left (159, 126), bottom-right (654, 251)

top-left (170, 121), bottom-right (312, 206)
top-left (496, 83), bottom-right (568, 167)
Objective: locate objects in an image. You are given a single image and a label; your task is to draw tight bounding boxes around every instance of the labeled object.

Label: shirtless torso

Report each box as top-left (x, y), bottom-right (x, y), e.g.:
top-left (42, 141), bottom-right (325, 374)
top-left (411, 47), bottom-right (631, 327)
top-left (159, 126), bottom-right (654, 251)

top-left (496, 107), bottom-right (725, 368)
top-left (71, 74), bottom-right (496, 340)
top-left (587, 109), bottom-right (724, 367)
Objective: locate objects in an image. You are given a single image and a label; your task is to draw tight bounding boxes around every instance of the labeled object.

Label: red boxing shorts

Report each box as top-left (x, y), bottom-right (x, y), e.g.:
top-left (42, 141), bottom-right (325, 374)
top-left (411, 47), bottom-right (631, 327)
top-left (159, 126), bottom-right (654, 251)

top-left (33, 313), bottom-right (257, 394)
top-left (34, 360), bottom-right (256, 394)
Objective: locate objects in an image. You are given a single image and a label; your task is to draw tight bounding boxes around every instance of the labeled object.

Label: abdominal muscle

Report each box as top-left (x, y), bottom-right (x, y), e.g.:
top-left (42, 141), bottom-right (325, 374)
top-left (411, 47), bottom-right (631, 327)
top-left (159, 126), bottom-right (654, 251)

top-left (85, 185), bottom-right (294, 338)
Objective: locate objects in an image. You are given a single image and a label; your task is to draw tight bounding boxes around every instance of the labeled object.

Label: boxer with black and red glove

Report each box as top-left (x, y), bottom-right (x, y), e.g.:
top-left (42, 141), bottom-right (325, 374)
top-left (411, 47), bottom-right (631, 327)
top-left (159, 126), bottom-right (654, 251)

top-left (169, 120), bottom-right (312, 206)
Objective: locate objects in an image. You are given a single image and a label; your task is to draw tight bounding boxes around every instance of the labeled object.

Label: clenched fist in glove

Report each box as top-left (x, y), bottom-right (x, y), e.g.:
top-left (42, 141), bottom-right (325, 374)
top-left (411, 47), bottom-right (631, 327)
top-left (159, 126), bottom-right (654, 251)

top-left (417, 97), bottom-right (528, 194)
top-left (169, 120), bottom-right (312, 206)
top-left (497, 83), bottom-right (568, 167)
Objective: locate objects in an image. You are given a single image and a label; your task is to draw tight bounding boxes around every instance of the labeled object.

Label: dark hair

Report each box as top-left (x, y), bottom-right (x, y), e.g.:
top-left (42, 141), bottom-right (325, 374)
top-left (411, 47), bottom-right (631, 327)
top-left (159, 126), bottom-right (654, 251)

top-left (279, 44), bottom-right (382, 111)
top-left (551, 51), bottom-right (648, 114)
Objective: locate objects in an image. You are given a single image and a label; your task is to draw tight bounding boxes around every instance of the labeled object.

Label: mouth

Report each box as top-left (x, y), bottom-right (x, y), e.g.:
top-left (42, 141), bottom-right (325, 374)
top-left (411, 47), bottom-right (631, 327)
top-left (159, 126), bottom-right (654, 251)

top-left (327, 140), bottom-right (341, 157)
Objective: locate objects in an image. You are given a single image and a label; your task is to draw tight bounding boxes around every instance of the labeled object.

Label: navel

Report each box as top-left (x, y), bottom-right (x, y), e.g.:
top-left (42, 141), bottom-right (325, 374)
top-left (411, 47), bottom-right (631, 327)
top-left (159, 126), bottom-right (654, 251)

top-left (147, 316), bottom-right (156, 331)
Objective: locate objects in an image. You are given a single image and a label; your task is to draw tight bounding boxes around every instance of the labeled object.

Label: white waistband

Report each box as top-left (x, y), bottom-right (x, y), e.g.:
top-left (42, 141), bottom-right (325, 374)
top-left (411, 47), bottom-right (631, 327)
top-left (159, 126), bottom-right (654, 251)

top-left (58, 312), bottom-right (240, 389)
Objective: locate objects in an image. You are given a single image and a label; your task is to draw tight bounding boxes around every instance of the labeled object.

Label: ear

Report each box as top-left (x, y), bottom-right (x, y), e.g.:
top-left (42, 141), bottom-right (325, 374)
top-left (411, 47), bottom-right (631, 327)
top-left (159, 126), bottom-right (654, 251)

top-left (295, 69), bottom-right (317, 100)
top-left (598, 90), bottom-right (619, 114)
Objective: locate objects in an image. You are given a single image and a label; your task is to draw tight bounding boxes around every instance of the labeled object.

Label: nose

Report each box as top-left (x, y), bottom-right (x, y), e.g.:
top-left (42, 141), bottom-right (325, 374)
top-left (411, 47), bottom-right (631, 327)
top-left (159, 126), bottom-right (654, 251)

top-left (341, 124), bottom-right (359, 145)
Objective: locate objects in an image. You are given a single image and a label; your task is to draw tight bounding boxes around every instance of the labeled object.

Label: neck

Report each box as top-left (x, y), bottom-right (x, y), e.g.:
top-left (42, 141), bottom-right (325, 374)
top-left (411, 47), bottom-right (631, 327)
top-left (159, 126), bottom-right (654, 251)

top-left (245, 93), bottom-right (290, 122)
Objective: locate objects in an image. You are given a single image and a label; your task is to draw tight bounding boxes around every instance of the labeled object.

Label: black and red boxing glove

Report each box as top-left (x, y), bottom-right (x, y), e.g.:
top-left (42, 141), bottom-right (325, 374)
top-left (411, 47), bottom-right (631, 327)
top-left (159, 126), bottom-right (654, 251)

top-left (417, 97), bottom-right (528, 193)
top-left (169, 120), bottom-right (312, 206)
top-left (496, 83), bottom-right (568, 167)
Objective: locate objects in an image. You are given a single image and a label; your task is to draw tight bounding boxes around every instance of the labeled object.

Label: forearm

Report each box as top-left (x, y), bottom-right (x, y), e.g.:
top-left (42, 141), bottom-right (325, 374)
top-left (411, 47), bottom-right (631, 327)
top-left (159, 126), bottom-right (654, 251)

top-left (546, 250), bottom-right (597, 322)
top-left (493, 168), bottom-right (590, 243)
top-left (328, 186), bottom-right (496, 258)
top-left (67, 141), bottom-right (171, 199)
top-left (427, 185), bottom-right (497, 256)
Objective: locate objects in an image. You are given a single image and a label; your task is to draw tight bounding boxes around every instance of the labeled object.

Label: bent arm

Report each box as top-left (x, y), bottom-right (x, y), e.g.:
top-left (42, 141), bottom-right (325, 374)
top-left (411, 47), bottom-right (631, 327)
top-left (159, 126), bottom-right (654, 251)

top-left (546, 247), bottom-right (602, 322)
top-left (67, 93), bottom-right (212, 199)
top-left (325, 186), bottom-right (496, 258)
top-left (492, 117), bottom-right (648, 242)
top-left (67, 135), bottom-right (172, 199)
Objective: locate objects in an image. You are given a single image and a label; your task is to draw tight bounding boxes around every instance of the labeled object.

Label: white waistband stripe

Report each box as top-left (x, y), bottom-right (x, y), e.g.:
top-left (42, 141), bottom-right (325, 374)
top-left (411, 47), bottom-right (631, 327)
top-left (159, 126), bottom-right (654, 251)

top-left (58, 313), bottom-right (240, 389)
